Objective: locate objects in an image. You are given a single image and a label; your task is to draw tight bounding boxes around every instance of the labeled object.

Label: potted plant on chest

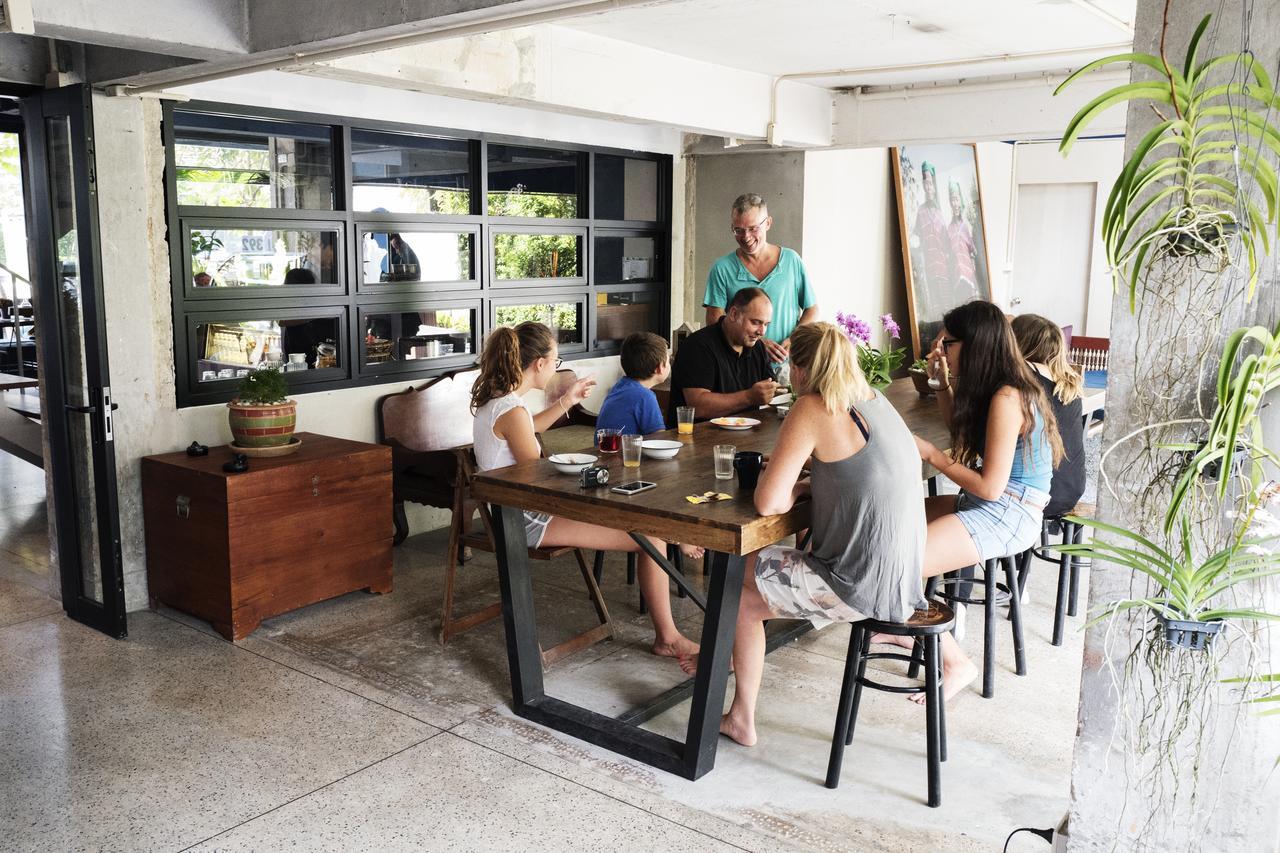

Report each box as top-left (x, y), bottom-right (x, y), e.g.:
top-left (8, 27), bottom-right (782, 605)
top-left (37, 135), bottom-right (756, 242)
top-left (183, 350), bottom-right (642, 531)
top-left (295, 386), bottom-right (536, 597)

top-left (909, 357), bottom-right (934, 397)
top-left (227, 366), bottom-right (300, 455)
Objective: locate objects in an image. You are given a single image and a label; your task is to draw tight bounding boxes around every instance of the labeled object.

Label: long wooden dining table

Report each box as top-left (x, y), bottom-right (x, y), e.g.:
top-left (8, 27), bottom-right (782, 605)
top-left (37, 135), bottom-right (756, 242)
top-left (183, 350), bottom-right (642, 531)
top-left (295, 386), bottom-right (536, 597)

top-left (470, 376), bottom-right (951, 781)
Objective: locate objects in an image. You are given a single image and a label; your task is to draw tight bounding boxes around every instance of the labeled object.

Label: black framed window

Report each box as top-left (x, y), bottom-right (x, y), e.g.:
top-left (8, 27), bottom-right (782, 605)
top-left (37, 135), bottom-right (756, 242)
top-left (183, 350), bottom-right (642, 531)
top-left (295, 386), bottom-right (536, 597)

top-left (350, 130), bottom-right (473, 214)
top-left (164, 102), bottom-right (670, 407)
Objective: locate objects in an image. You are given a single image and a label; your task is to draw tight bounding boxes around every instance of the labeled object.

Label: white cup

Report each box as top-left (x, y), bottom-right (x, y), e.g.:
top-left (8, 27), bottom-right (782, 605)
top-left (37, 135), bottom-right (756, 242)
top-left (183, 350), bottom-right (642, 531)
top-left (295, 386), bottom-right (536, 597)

top-left (288, 353), bottom-right (306, 365)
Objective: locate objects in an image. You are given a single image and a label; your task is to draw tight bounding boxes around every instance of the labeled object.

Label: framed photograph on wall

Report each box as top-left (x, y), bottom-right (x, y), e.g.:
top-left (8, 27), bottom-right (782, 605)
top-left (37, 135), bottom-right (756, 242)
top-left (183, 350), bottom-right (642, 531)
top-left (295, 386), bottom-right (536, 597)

top-left (890, 143), bottom-right (993, 358)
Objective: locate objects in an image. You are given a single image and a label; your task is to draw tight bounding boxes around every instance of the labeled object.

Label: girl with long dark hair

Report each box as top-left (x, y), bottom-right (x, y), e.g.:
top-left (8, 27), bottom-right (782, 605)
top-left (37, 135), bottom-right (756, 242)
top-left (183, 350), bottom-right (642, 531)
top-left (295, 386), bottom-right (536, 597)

top-left (471, 322), bottom-right (701, 659)
top-left (892, 301), bottom-right (1064, 700)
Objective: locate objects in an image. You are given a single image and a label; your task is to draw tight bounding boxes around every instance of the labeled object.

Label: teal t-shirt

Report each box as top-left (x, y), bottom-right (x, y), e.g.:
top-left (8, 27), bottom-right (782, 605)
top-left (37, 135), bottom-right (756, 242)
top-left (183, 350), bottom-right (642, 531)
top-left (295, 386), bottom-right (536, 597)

top-left (701, 247), bottom-right (816, 344)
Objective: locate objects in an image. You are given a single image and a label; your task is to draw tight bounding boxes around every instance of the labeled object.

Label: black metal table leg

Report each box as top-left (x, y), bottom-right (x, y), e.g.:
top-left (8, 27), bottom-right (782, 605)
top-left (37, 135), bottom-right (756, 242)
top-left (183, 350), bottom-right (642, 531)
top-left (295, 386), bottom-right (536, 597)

top-left (683, 549), bottom-right (746, 779)
top-left (493, 504), bottom-right (546, 708)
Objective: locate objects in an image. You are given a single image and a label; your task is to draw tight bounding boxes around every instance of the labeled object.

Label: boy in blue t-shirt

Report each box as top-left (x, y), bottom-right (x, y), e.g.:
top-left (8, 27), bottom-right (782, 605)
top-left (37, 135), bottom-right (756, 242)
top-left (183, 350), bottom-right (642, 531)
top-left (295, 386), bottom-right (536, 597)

top-left (597, 332), bottom-right (670, 436)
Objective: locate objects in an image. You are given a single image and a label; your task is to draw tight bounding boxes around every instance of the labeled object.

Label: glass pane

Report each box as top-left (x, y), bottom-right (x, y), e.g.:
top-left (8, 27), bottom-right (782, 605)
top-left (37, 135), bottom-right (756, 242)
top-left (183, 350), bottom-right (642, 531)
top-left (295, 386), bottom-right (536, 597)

top-left (363, 307), bottom-right (474, 366)
top-left (351, 130), bottom-right (471, 214)
top-left (196, 317), bottom-right (341, 381)
top-left (597, 290), bottom-right (660, 346)
top-left (487, 144), bottom-right (582, 218)
top-left (46, 116), bottom-right (103, 602)
top-left (594, 235), bottom-right (658, 283)
top-left (494, 233), bottom-right (581, 280)
top-left (174, 112), bottom-right (334, 209)
top-left (1, 131), bottom-right (34, 378)
top-left (359, 230), bottom-right (474, 285)
top-left (594, 155), bottom-right (659, 221)
top-left (189, 226), bottom-right (339, 288)
top-left (495, 302), bottom-right (583, 346)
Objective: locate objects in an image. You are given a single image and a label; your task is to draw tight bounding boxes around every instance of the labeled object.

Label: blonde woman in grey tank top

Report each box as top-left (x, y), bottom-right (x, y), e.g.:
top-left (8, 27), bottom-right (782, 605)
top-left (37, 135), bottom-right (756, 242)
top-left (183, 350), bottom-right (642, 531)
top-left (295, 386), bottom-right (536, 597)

top-left (679, 323), bottom-right (971, 747)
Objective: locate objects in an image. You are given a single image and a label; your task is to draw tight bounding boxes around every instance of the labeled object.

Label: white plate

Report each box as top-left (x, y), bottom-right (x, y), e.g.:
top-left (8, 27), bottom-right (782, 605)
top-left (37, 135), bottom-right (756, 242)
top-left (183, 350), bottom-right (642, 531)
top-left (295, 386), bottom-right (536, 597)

top-left (769, 393), bottom-right (793, 406)
top-left (710, 417), bottom-right (761, 431)
top-left (548, 453), bottom-right (597, 474)
top-left (640, 439), bottom-right (682, 459)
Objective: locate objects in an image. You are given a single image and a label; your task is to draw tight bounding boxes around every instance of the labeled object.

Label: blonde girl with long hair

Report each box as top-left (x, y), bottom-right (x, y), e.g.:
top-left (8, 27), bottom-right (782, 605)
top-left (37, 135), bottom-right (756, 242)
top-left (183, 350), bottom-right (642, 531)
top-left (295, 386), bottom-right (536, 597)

top-left (680, 322), bottom-right (952, 746)
top-left (471, 322), bottom-right (701, 659)
top-left (1010, 313), bottom-right (1086, 518)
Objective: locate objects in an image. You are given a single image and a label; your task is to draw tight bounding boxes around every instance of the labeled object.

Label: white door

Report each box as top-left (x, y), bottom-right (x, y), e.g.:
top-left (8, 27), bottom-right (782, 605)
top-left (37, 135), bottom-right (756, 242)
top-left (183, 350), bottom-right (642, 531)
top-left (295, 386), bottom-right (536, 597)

top-left (1009, 182), bottom-right (1096, 332)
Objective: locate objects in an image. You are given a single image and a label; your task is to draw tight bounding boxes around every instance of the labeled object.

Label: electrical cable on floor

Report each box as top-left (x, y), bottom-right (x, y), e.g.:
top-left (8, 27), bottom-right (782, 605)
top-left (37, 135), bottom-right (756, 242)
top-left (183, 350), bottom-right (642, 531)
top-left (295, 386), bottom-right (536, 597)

top-left (1003, 826), bottom-right (1055, 852)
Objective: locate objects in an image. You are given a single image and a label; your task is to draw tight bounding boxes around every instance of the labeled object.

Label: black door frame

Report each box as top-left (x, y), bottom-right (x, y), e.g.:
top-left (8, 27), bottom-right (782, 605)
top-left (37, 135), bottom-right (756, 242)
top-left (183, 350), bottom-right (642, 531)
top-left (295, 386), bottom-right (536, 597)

top-left (20, 85), bottom-right (127, 637)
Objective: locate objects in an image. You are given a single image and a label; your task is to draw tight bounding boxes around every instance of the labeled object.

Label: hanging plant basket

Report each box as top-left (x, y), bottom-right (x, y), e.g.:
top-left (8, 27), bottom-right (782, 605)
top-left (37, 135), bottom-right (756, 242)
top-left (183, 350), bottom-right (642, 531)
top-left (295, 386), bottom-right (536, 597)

top-left (1159, 615), bottom-right (1223, 651)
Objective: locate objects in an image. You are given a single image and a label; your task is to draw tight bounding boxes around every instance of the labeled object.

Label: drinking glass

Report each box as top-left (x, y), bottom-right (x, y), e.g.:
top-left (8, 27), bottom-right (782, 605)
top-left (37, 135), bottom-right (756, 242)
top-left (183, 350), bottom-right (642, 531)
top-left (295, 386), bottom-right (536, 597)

top-left (621, 434), bottom-right (643, 468)
top-left (714, 444), bottom-right (735, 479)
top-left (677, 406), bottom-right (695, 435)
top-left (595, 427), bottom-right (622, 453)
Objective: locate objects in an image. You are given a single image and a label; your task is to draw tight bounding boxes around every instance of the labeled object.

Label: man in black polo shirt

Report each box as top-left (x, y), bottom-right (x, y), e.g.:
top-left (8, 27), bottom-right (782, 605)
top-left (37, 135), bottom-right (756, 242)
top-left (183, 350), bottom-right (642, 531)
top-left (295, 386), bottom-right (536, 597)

top-left (668, 286), bottom-right (779, 423)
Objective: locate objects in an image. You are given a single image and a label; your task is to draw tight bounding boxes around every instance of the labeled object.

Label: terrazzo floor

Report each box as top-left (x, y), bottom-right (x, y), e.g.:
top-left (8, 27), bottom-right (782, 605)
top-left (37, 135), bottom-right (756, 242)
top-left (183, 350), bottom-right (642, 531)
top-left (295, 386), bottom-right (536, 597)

top-left (0, 440), bottom-right (1096, 852)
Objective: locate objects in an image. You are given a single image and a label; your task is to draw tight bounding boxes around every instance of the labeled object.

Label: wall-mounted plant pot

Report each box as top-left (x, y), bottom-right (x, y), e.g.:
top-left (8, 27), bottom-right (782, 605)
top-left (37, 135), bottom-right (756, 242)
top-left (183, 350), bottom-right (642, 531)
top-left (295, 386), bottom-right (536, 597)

top-left (1160, 615), bottom-right (1223, 651)
top-left (909, 369), bottom-right (934, 397)
top-left (1168, 220), bottom-right (1240, 256)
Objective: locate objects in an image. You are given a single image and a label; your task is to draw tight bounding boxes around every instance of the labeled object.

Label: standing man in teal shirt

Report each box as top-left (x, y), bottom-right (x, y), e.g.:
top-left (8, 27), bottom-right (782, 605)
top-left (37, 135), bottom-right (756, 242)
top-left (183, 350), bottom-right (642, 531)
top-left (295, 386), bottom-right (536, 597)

top-left (702, 193), bottom-right (819, 365)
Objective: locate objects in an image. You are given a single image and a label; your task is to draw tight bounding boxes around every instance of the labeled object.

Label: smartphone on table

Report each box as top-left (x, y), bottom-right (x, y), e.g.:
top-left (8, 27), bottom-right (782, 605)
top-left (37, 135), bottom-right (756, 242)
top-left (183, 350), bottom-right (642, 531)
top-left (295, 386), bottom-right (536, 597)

top-left (611, 481), bottom-right (657, 496)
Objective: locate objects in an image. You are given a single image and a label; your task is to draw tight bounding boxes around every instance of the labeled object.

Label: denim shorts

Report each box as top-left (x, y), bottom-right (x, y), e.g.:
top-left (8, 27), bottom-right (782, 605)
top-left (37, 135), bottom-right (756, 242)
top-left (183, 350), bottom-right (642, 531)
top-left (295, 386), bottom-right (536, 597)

top-left (954, 482), bottom-right (1050, 561)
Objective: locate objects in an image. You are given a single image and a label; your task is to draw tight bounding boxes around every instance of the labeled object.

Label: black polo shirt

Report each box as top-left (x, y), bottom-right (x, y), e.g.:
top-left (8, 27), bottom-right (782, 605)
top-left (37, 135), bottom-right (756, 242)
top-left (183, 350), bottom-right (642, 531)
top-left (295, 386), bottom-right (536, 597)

top-left (667, 318), bottom-right (773, 424)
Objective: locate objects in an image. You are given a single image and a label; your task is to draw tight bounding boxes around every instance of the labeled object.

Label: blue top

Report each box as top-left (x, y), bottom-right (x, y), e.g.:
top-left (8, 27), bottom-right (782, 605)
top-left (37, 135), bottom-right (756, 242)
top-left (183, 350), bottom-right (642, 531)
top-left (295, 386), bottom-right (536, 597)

top-left (1009, 407), bottom-right (1053, 494)
top-left (702, 247), bottom-right (816, 344)
top-left (597, 377), bottom-right (666, 436)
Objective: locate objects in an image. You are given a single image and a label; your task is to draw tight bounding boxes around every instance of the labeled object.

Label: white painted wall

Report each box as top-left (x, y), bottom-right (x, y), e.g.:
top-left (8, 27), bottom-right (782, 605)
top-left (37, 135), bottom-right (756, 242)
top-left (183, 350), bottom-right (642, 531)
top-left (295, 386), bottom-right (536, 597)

top-left (800, 148), bottom-right (906, 351)
top-left (94, 73), bottom-right (678, 611)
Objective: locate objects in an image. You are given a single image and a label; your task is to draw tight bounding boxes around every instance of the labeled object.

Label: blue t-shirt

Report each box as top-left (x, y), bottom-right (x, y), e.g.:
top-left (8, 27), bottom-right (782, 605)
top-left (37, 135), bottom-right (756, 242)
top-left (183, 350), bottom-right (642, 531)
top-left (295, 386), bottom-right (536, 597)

top-left (597, 377), bottom-right (666, 436)
top-left (701, 247), bottom-right (816, 344)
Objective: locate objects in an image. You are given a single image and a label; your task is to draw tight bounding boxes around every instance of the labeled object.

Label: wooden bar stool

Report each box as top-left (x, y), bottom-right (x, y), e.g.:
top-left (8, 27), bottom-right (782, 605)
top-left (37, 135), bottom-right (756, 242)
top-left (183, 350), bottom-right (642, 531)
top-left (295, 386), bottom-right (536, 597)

top-left (826, 602), bottom-right (955, 807)
top-left (922, 555), bottom-right (1027, 698)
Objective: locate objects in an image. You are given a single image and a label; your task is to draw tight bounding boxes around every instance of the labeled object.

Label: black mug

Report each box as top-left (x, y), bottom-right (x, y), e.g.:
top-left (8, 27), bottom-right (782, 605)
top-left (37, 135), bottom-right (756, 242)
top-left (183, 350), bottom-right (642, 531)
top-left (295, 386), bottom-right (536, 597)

top-left (733, 451), bottom-right (763, 490)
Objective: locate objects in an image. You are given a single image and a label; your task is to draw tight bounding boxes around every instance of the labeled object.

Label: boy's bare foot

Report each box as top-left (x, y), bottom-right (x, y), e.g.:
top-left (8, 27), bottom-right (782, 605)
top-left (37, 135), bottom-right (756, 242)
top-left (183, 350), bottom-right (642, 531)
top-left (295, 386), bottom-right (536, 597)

top-left (720, 712), bottom-right (757, 746)
top-left (653, 634), bottom-right (699, 658)
top-left (677, 543), bottom-right (705, 560)
top-left (910, 657), bottom-right (978, 704)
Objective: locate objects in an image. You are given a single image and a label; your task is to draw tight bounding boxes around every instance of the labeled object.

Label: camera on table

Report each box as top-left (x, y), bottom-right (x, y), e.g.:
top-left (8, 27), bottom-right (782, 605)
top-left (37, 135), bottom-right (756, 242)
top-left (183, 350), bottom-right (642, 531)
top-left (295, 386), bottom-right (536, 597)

top-left (579, 465), bottom-right (610, 488)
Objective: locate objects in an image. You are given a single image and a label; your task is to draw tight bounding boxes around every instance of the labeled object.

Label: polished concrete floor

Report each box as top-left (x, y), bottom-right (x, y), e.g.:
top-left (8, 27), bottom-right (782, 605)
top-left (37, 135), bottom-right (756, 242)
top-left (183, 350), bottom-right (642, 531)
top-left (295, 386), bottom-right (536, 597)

top-left (1, 445), bottom-right (1088, 852)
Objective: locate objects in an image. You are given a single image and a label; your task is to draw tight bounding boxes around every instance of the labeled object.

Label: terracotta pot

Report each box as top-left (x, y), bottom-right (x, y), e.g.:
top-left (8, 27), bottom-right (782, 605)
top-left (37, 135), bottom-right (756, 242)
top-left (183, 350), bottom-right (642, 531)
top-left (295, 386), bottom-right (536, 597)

top-left (227, 399), bottom-right (297, 448)
top-left (909, 369), bottom-right (934, 397)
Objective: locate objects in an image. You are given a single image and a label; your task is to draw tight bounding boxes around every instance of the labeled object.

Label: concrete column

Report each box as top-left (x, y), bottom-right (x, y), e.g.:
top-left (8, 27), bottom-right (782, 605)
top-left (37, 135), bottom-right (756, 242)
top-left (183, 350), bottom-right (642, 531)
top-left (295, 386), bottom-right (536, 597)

top-left (1068, 1), bottom-right (1280, 850)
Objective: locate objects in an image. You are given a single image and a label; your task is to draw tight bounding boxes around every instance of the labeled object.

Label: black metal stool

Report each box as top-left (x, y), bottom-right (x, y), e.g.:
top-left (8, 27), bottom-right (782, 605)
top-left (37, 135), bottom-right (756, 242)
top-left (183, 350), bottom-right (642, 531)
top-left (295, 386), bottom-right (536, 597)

top-left (920, 554), bottom-right (1027, 698)
top-left (826, 601), bottom-right (955, 807)
top-left (1017, 504), bottom-right (1093, 646)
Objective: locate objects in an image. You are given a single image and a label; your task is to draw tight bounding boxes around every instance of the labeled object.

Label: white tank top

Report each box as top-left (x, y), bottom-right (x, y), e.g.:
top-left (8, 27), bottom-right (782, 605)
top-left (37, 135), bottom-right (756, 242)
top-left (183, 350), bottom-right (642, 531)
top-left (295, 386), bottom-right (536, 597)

top-left (473, 392), bottom-right (540, 471)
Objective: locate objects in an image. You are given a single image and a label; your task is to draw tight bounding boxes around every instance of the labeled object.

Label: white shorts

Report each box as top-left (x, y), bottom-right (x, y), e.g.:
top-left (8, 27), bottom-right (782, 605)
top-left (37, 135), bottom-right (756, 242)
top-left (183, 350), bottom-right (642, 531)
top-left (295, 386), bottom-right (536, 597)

top-left (754, 544), bottom-right (867, 629)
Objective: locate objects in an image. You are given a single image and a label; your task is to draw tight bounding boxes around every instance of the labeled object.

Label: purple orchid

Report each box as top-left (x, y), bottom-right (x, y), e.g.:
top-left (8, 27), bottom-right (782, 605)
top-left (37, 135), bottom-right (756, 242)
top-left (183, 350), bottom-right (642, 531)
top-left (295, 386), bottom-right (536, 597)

top-left (836, 311), bottom-right (872, 345)
top-left (881, 313), bottom-right (901, 340)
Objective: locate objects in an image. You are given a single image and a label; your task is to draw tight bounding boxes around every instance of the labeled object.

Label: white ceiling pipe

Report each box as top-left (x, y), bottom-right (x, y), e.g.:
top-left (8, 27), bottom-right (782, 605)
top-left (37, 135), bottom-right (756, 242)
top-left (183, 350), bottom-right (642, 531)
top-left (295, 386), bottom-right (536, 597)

top-left (765, 41), bottom-right (1133, 145)
top-left (105, 0), bottom-right (693, 96)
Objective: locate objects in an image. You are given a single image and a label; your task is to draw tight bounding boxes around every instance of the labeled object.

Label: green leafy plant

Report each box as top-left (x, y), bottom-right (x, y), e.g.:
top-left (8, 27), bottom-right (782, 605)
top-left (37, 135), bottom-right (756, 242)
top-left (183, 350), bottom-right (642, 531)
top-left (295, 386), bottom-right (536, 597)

top-left (1056, 13), bottom-right (1280, 307)
top-left (836, 312), bottom-right (906, 390)
top-left (910, 357), bottom-right (929, 372)
top-left (234, 366), bottom-right (288, 405)
top-left (1164, 323), bottom-right (1280, 532)
top-left (1060, 514), bottom-right (1280, 628)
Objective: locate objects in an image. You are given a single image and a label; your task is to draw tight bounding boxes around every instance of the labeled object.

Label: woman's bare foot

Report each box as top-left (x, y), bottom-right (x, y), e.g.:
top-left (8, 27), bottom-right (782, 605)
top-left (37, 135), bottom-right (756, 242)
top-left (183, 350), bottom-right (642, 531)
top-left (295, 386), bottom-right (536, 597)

top-left (869, 632), bottom-right (915, 651)
top-left (676, 652), bottom-right (734, 676)
top-left (653, 634), bottom-right (699, 659)
top-left (910, 657), bottom-right (978, 704)
top-left (719, 712), bottom-right (757, 746)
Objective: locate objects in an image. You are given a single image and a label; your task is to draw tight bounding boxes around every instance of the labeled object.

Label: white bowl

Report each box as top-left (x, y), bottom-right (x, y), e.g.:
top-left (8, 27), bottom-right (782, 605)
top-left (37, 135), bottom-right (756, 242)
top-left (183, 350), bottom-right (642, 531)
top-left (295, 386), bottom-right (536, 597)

top-left (640, 439), bottom-right (682, 460)
top-left (548, 453), bottom-right (597, 474)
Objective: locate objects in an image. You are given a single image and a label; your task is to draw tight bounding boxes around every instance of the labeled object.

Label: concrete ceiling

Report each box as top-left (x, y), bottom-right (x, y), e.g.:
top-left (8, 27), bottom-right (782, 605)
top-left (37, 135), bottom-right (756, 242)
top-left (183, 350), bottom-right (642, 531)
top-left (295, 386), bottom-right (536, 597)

top-left (562, 0), bottom-right (1136, 88)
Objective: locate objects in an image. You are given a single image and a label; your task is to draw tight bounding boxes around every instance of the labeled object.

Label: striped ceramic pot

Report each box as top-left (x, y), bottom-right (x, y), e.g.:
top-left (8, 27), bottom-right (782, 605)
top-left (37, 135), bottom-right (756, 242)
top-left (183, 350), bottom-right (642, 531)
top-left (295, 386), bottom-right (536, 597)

top-left (227, 399), bottom-right (297, 448)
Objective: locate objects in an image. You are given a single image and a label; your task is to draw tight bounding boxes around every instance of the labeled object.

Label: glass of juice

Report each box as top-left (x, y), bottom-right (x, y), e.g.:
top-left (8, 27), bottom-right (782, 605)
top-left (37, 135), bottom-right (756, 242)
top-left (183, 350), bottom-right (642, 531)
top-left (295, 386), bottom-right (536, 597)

top-left (621, 434), bottom-right (643, 468)
top-left (677, 406), bottom-right (695, 435)
top-left (595, 427), bottom-right (622, 453)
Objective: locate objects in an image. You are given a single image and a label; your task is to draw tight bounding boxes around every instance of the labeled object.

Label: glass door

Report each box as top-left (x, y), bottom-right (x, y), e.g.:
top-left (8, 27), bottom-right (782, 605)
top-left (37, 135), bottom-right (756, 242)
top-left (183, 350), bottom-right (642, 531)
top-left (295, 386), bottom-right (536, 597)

top-left (21, 85), bottom-right (126, 637)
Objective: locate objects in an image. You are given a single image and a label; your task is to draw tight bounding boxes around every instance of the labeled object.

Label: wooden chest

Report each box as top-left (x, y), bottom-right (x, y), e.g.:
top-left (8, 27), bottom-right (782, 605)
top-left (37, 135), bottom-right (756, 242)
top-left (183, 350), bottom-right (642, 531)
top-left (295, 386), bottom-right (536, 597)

top-left (142, 433), bottom-right (393, 641)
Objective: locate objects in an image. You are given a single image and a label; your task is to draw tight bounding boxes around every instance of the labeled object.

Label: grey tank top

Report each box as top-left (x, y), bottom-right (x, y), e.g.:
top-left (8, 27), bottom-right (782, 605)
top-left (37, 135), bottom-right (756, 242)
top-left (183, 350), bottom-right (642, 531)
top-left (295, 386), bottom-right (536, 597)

top-left (803, 391), bottom-right (929, 623)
